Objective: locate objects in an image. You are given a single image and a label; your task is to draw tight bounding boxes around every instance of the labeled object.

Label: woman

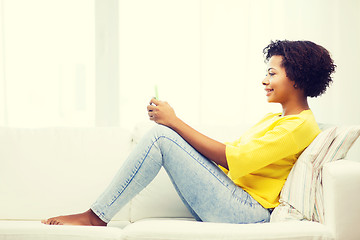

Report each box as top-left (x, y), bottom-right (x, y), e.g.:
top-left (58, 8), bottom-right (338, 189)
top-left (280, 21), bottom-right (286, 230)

top-left (42, 40), bottom-right (336, 226)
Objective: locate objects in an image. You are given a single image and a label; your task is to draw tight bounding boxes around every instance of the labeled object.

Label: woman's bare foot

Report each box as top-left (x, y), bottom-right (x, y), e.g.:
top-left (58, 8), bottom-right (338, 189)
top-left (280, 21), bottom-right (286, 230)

top-left (41, 209), bottom-right (107, 226)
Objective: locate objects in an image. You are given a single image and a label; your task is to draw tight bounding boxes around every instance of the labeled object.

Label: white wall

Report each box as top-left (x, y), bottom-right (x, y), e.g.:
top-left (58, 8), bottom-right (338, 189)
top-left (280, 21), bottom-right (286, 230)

top-left (1, 0), bottom-right (95, 127)
top-left (117, 0), bottom-right (360, 130)
top-left (117, 0), bottom-right (201, 129)
top-left (0, 0), bottom-right (6, 126)
top-left (1, 0), bottom-right (359, 129)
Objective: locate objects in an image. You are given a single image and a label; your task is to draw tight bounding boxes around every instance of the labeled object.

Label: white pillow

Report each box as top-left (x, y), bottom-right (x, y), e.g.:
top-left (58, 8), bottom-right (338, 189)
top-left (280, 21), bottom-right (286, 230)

top-left (271, 125), bottom-right (360, 223)
top-left (270, 127), bottom-right (337, 222)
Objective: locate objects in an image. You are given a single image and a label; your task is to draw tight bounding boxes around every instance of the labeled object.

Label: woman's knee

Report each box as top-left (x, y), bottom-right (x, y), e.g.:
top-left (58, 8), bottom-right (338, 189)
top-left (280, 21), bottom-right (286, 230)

top-left (147, 125), bottom-right (187, 155)
top-left (151, 124), bottom-right (177, 138)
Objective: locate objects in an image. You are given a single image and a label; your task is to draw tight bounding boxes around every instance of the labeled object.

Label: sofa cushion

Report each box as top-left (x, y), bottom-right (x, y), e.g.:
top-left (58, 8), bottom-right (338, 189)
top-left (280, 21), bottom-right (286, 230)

top-left (123, 218), bottom-right (334, 240)
top-left (130, 169), bottom-right (193, 221)
top-left (0, 127), bottom-right (132, 221)
top-left (0, 221), bottom-right (124, 240)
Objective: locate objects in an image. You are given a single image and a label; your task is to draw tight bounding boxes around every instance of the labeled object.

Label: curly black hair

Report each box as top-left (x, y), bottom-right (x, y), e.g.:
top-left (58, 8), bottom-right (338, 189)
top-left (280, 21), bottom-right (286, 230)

top-left (263, 40), bottom-right (336, 98)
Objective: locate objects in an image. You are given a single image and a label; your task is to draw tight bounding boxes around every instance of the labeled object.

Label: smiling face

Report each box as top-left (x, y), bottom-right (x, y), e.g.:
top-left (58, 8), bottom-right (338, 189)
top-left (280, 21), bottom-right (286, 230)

top-left (262, 55), bottom-right (301, 105)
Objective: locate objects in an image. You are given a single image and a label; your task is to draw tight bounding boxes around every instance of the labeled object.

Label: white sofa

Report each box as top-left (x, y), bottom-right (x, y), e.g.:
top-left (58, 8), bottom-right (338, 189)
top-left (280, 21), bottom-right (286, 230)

top-left (1, 123), bottom-right (360, 240)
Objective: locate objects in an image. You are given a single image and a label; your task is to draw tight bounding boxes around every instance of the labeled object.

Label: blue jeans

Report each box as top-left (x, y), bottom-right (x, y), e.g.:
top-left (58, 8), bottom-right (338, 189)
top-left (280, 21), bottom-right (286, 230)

top-left (91, 125), bottom-right (270, 224)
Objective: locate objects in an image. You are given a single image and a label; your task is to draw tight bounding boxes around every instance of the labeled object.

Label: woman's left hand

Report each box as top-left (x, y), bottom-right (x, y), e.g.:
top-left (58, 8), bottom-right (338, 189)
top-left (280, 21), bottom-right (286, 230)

top-left (147, 98), bottom-right (178, 127)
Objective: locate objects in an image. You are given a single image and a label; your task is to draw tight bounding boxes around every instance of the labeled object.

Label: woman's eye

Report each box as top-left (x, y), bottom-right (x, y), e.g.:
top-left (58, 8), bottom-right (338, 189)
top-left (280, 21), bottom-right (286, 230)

top-left (269, 73), bottom-right (275, 76)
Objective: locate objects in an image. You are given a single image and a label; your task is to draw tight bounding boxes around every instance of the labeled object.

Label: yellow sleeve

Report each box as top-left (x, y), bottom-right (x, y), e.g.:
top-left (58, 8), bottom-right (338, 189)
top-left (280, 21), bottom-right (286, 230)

top-left (225, 119), bottom-right (305, 180)
top-left (221, 136), bottom-right (243, 174)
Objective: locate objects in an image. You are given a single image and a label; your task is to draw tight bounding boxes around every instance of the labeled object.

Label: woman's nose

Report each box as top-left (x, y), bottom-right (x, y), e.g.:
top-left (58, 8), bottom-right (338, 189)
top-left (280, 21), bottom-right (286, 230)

top-left (262, 76), bottom-right (269, 86)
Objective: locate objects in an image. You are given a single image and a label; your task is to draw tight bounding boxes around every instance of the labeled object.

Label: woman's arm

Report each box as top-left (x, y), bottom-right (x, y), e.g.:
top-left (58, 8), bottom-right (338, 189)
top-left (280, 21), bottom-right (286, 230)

top-left (147, 98), bottom-right (228, 169)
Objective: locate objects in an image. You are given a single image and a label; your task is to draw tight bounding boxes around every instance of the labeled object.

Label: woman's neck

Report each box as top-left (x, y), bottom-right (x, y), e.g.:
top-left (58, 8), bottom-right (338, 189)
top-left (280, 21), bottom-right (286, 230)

top-left (281, 98), bottom-right (310, 116)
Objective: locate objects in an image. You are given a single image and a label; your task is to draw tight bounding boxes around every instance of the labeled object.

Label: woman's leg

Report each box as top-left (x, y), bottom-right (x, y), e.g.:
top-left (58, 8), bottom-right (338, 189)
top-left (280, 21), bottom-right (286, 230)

top-left (43, 125), bottom-right (270, 225)
top-left (152, 126), bottom-right (270, 223)
top-left (91, 125), bottom-right (270, 224)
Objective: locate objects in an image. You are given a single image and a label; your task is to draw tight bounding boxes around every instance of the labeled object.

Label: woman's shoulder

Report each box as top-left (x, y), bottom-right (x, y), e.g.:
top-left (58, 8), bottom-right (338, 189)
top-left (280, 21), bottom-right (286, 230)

top-left (278, 110), bottom-right (321, 137)
top-left (255, 110), bottom-right (319, 132)
top-left (276, 109), bottom-right (315, 122)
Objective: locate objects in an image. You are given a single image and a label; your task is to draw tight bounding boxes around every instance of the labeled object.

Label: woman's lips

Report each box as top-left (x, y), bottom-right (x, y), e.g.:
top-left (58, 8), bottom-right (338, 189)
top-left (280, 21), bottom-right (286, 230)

top-left (265, 88), bottom-right (274, 96)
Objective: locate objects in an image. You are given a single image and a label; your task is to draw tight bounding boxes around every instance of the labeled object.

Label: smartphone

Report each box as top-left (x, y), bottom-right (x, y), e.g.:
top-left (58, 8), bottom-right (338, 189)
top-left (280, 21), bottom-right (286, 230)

top-left (154, 85), bottom-right (159, 100)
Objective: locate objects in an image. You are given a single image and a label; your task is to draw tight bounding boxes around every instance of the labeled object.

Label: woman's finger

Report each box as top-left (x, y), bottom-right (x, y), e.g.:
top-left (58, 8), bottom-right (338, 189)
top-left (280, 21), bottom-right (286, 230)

top-left (149, 97), bottom-right (160, 106)
top-left (149, 115), bottom-right (156, 121)
top-left (147, 104), bottom-right (157, 112)
top-left (148, 111), bottom-right (155, 117)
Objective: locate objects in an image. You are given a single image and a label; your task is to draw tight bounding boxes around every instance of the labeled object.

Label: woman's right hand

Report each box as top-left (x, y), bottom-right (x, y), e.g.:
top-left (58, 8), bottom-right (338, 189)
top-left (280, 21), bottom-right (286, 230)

top-left (147, 98), bottom-right (228, 169)
top-left (147, 98), bottom-right (179, 128)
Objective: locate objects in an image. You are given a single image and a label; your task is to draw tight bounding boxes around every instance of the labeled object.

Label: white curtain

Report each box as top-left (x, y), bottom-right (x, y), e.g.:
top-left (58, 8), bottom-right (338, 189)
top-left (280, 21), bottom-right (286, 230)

top-left (1, 0), bottom-right (360, 129)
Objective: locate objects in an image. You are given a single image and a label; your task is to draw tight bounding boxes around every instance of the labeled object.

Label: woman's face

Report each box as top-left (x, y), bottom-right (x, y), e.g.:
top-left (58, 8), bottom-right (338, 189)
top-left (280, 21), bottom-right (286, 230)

top-left (262, 55), bottom-right (298, 104)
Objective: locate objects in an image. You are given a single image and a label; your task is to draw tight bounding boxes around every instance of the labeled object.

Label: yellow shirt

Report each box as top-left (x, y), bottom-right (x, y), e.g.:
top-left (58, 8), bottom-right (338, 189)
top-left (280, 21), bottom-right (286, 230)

top-left (222, 110), bottom-right (320, 208)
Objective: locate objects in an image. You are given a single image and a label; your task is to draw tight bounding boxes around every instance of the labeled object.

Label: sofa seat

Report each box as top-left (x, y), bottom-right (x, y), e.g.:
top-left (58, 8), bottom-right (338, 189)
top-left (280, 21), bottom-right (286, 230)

top-left (0, 220), bottom-right (126, 240)
top-left (0, 218), bottom-right (334, 240)
top-left (123, 218), bottom-right (334, 240)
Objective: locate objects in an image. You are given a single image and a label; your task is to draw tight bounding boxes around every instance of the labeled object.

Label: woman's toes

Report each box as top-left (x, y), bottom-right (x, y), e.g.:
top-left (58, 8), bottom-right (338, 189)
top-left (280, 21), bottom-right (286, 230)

top-left (42, 219), bottom-right (50, 225)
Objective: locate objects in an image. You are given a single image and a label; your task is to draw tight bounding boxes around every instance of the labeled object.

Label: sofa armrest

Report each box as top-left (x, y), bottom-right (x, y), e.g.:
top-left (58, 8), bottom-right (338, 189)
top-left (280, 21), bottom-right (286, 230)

top-left (323, 159), bottom-right (360, 240)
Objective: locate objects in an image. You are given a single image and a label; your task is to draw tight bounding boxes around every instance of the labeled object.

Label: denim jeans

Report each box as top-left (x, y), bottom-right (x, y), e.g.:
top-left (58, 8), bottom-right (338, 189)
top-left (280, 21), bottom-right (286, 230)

top-left (91, 125), bottom-right (270, 224)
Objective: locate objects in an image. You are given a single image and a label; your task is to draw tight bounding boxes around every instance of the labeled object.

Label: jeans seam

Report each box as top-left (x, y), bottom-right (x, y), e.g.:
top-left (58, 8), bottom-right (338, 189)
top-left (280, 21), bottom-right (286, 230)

top-left (160, 133), bottom-right (257, 208)
top-left (159, 135), bottom-right (257, 207)
top-left (107, 134), bottom-right (167, 206)
top-left (158, 135), bottom-right (233, 191)
top-left (108, 129), bottom-right (252, 216)
top-left (90, 205), bottom-right (111, 223)
top-left (99, 126), bottom-right (271, 224)
top-left (108, 133), bottom-right (231, 207)
top-left (230, 187), bottom-right (253, 207)
top-left (108, 145), bottom-right (154, 205)
top-left (165, 169), bottom-right (202, 221)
